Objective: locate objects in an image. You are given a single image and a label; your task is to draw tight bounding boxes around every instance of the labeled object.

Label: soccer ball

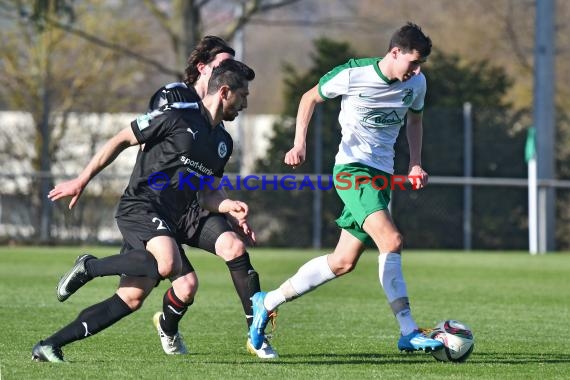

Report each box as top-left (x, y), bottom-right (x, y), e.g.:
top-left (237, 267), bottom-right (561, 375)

top-left (429, 320), bottom-right (474, 363)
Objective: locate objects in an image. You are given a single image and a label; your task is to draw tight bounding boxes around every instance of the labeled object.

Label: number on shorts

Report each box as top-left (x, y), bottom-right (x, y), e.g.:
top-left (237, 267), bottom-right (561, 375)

top-left (152, 217), bottom-right (170, 231)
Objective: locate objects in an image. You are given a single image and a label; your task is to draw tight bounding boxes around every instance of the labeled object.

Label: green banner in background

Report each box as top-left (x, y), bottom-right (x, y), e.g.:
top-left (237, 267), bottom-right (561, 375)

top-left (525, 127), bottom-right (536, 163)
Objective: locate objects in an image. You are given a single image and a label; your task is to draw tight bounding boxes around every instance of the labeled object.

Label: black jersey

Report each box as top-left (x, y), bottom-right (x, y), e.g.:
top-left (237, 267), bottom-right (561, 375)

top-left (148, 82), bottom-right (200, 111)
top-left (147, 82), bottom-right (226, 234)
top-left (116, 102), bottom-right (233, 229)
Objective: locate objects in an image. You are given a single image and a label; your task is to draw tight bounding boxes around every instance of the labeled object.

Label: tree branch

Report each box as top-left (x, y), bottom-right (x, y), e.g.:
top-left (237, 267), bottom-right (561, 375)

top-left (142, 0), bottom-right (176, 39)
top-left (258, 0), bottom-right (301, 12)
top-left (222, 0), bottom-right (302, 41)
top-left (504, 0), bottom-right (532, 72)
top-left (39, 15), bottom-right (181, 76)
top-left (197, 0), bottom-right (212, 7)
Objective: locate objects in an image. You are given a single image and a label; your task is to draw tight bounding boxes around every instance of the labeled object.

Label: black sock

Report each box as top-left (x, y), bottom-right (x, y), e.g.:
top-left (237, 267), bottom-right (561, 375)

top-left (85, 249), bottom-right (160, 280)
top-left (43, 294), bottom-right (132, 348)
top-left (226, 253), bottom-right (260, 329)
top-left (161, 287), bottom-right (192, 336)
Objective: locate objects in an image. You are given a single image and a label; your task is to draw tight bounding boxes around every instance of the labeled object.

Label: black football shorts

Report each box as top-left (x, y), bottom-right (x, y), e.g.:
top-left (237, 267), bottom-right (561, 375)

top-left (116, 212), bottom-right (195, 279)
top-left (177, 210), bottom-right (233, 255)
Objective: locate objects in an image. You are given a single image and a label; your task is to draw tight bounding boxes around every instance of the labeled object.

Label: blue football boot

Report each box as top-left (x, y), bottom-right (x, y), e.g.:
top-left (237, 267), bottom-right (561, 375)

top-left (249, 292), bottom-right (271, 350)
top-left (398, 330), bottom-right (444, 352)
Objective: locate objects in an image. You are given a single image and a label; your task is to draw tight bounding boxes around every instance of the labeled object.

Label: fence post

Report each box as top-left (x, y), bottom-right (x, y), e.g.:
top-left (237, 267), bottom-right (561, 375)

top-left (463, 102), bottom-right (473, 251)
top-left (534, 0), bottom-right (556, 252)
top-left (526, 127), bottom-right (538, 254)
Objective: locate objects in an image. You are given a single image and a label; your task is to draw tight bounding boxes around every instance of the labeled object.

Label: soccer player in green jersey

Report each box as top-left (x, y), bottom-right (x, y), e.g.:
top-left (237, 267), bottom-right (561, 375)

top-left (250, 22), bottom-right (443, 353)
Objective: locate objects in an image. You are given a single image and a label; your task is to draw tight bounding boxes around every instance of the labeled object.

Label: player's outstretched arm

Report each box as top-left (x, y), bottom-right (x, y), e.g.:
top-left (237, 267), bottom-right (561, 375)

top-left (284, 85), bottom-right (325, 168)
top-left (48, 126), bottom-right (139, 209)
top-left (405, 111), bottom-right (428, 189)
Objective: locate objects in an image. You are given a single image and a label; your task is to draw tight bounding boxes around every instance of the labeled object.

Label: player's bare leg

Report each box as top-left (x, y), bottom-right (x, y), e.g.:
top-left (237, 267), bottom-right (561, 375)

top-left (363, 209), bottom-right (442, 352)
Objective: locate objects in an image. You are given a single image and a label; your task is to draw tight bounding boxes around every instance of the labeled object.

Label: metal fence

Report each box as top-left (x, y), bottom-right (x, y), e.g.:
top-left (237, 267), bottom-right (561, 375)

top-left (0, 172), bottom-right (568, 251)
top-left (1, 105), bottom-right (568, 251)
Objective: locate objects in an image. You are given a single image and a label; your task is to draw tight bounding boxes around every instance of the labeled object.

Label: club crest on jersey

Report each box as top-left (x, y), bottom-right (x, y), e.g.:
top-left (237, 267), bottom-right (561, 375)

top-left (402, 88), bottom-right (414, 106)
top-left (218, 142), bottom-right (228, 158)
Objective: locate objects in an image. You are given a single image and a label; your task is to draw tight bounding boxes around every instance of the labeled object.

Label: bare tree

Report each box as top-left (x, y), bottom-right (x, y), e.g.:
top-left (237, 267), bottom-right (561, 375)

top-left (0, 0), bottom-right (153, 242)
top-left (141, 0), bottom-right (302, 76)
top-left (0, 0), bottom-right (303, 242)
top-left (18, 1), bottom-right (304, 80)
top-left (0, 1), bottom-right (74, 242)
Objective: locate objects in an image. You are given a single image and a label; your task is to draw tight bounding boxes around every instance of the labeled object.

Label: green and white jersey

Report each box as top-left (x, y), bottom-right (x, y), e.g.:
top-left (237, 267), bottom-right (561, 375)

top-left (318, 57), bottom-right (426, 174)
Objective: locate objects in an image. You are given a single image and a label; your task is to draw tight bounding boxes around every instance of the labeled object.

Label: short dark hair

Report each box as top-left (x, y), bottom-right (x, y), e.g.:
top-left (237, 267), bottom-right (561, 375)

top-left (184, 36), bottom-right (236, 85)
top-left (207, 60), bottom-right (255, 94)
top-left (388, 22), bottom-right (432, 58)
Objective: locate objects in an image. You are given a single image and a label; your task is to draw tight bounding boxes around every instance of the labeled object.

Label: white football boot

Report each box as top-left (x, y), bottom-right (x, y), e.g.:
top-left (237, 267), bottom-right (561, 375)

top-left (152, 312), bottom-right (188, 354)
top-left (247, 336), bottom-right (279, 359)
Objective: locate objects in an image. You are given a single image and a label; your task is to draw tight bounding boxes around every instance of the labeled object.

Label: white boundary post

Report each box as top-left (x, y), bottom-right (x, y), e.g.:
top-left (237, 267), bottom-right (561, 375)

top-left (526, 127), bottom-right (538, 255)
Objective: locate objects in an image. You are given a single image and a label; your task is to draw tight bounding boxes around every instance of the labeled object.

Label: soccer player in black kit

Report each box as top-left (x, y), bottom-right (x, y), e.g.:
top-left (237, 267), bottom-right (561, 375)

top-left (43, 37), bottom-right (277, 359)
top-left (147, 38), bottom-right (279, 358)
top-left (32, 59), bottom-right (256, 363)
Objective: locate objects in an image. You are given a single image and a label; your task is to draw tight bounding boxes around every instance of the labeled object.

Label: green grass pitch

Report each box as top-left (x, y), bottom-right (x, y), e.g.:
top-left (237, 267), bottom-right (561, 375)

top-left (1, 246), bottom-right (569, 379)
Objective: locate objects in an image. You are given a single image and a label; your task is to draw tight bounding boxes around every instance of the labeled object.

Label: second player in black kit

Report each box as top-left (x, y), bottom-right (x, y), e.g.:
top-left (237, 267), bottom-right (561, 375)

top-left (43, 36), bottom-right (278, 360)
top-left (140, 51), bottom-right (276, 358)
top-left (33, 59), bottom-right (256, 362)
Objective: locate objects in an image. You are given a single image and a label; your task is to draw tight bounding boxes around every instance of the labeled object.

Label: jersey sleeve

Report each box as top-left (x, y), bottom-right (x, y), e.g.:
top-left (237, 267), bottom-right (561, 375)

top-left (130, 109), bottom-right (171, 144)
top-left (318, 61), bottom-right (352, 99)
top-left (147, 83), bottom-right (200, 111)
top-left (409, 74), bottom-right (427, 113)
top-left (317, 58), bottom-right (379, 99)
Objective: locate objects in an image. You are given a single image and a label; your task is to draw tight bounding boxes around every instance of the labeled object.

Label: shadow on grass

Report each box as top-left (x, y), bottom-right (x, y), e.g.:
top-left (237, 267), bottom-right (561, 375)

top-left (183, 351), bottom-right (570, 366)
top-left (468, 351), bottom-right (570, 364)
top-left (185, 352), bottom-right (436, 365)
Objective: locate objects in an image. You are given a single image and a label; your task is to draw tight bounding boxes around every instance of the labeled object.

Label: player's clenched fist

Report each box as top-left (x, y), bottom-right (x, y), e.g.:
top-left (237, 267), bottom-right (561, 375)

top-left (284, 144), bottom-right (306, 168)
